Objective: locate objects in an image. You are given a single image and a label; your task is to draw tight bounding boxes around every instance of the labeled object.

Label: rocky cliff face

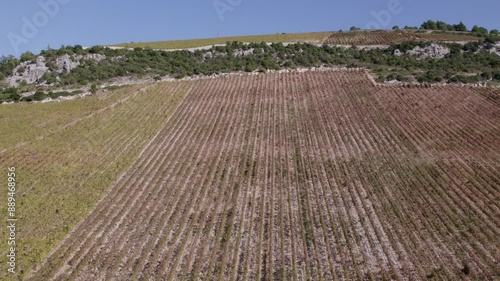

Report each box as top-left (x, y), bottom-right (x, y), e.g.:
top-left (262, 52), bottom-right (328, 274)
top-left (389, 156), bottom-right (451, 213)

top-left (7, 57), bottom-right (49, 86)
top-left (5, 54), bottom-right (106, 87)
top-left (407, 43), bottom-right (450, 59)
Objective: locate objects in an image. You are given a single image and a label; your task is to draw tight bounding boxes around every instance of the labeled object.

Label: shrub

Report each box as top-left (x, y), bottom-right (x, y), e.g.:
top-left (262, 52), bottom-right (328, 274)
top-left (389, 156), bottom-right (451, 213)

top-left (20, 51), bottom-right (36, 62)
top-left (396, 75), bottom-right (410, 82)
top-left (485, 35), bottom-right (500, 44)
top-left (90, 84), bottom-right (98, 95)
top-left (492, 71), bottom-right (500, 80)
top-left (245, 63), bottom-right (256, 72)
top-left (33, 91), bottom-right (46, 101)
top-left (463, 42), bottom-right (480, 52)
top-left (471, 25), bottom-right (489, 36)
top-left (10, 93), bottom-right (21, 101)
top-left (481, 72), bottom-right (492, 80)
top-left (453, 22), bottom-right (467, 32)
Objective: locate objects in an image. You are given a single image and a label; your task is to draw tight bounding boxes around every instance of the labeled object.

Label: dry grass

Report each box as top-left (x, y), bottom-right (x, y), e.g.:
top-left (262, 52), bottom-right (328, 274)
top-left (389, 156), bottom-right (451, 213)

top-left (110, 32), bottom-right (333, 49)
top-left (0, 83), bottom-right (190, 278)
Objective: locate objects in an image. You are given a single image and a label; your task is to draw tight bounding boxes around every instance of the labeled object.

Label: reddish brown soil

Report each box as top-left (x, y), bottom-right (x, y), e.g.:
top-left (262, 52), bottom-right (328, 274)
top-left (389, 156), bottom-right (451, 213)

top-left (27, 71), bottom-right (500, 280)
top-left (324, 30), bottom-right (479, 45)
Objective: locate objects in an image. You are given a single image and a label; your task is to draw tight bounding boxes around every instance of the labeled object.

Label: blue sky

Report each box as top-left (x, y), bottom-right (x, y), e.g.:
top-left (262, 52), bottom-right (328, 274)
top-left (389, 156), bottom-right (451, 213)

top-left (1, 0), bottom-right (499, 57)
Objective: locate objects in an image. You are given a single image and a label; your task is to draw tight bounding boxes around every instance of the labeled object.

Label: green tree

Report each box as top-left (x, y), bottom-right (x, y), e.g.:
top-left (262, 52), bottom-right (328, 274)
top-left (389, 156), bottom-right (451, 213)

top-left (490, 29), bottom-right (499, 35)
top-left (453, 21), bottom-right (467, 32)
top-left (436, 21), bottom-right (451, 31)
top-left (471, 25), bottom-right (488, 36)
top-left (421, 20), bottom-right (437, 30)
top-left (392, 25), bottom-right (400, 30)
top-left (350, 26), bottom-right (361, 31)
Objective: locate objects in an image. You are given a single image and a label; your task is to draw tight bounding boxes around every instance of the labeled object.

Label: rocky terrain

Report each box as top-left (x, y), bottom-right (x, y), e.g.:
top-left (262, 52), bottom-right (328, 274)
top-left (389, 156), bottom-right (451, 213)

top-left (6, 53), bottom-right (106, 87)
top-left (1, 38), bottom-right (499, 104)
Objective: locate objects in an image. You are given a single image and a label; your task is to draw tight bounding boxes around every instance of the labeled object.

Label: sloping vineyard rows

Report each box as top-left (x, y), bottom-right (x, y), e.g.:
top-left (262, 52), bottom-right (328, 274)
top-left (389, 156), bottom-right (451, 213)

top-left (0, 82), bottom-right (191, 279)
top-left (323, 31), bottom-right (479, 45)
top-left (0, 86), bottom-right (144, 152)
top-left (27, 71), bottom-right (499, 280)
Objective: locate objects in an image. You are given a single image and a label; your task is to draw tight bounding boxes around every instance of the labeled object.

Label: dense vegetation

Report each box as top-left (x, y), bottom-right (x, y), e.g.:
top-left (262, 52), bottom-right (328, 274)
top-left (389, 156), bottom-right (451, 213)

top-left (1, 22), bottom-right (500, 103)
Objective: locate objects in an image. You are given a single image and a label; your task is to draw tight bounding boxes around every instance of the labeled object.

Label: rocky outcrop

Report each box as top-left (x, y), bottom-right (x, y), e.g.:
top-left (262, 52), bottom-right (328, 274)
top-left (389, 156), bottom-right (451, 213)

top-left (7, 57), bottom-right (49, 86)
top-left (77, 53), bottom-right (106, 63)
top-left (407, 43), bottom-right (450, 59)
top-left (5, 54), bottom-right (107, 87)
top-left (234, 49), bottom-right (254, 57)
top-left (393, 49), bottom-right (403, 56)
top-left (489, 42), bottom-right (500, 56)
top-left (56, 54), bottom-right (79, 73)
top-left (55, 54), bottom-right (106, 73)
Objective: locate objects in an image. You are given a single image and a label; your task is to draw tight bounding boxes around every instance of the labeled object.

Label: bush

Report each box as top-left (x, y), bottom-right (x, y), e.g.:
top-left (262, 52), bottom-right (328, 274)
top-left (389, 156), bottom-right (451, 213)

top-left (245, 63), bottom-right (256, 72)
top-left (485, 35), bottom-right (500, 44)
top-left (20, 51), bottom-right (36, 62)
top-left (10, 93), bottom-right (21, 101)
top-left (492, 71), bottom-right (500, 80)
top-left (0, 56), bottom-right (20, 77)
top-left (417, 71), bottom-right (443, 83)
top-left (463, 42), bottom-right (480, 52)
top-left (471, 25), bottom-right (489, 36)
top-left (396, 75), bottom-right (410, 82)
top-left (481, 72), bottom-right (492, 80)
top-left (33, 91), bottom-right (46, 101)
top-left (3, 87), bottom-right (17, 95)
top-left (90, 84), bottom-right (98, 95)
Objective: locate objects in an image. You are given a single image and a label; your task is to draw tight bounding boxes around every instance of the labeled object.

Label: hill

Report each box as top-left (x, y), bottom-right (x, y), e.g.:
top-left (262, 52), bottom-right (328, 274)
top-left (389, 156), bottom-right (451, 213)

top-left (109, 30), bottom-right (482, 50)
top-left (110, 32), bottom-right (332, 50)
top-left (4, 69), bottom-right (497, 280)
top-left (1, 32), bottom-right (499, 104)
top-left (1, 21), bottom-right (499, 280)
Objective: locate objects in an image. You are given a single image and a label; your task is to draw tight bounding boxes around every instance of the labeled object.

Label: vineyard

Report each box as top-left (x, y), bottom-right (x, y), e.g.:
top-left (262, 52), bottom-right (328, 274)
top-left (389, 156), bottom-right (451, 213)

top-left (324, 30), bottom-right (479, 45)
top-left (110, 30), bottom-right (481, 50)
top-left (17, 70), bottom-right (500, 280)
top-left (0, 83), bottom-right (191, 278)
top-left (112, 32), bottom-right (332, 50)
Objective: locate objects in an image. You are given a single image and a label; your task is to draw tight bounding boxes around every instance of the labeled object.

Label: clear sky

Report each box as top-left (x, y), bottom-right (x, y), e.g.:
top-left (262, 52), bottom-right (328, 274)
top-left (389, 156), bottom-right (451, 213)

top-left (1, 0), bottom-right (499, 57)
